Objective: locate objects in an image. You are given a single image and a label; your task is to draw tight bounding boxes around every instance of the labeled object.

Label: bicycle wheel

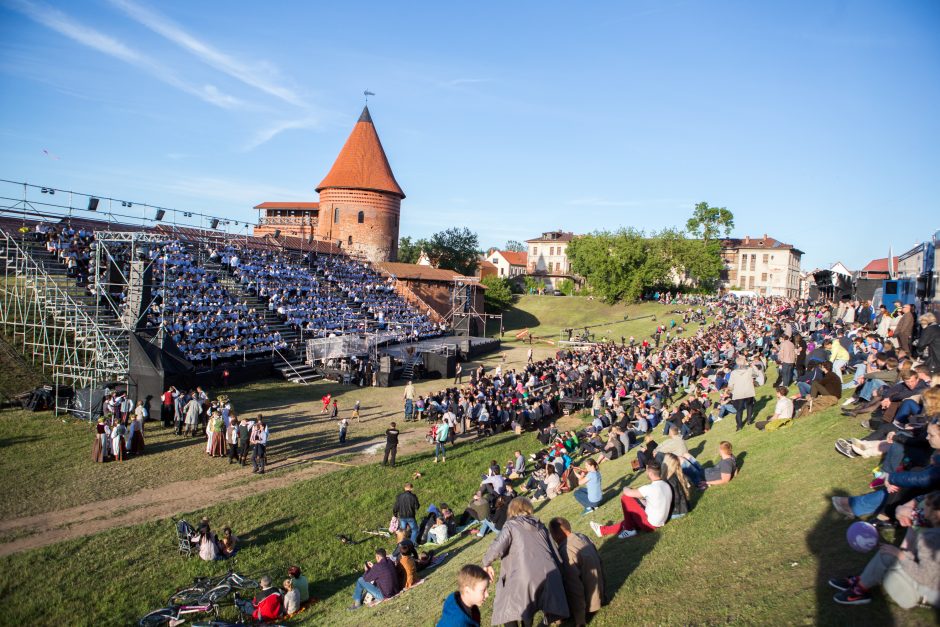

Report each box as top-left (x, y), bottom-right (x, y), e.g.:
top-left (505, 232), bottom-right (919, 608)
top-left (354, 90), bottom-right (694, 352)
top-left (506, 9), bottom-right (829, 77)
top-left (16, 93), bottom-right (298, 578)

top-left (227, 574), bottom-right (258, 590)
top-left (204, 584), bottom-right (233, 604)
top-left (138, 607), bottom-right (176, 627)
top-left (168, 586), bottom-right (208, 606)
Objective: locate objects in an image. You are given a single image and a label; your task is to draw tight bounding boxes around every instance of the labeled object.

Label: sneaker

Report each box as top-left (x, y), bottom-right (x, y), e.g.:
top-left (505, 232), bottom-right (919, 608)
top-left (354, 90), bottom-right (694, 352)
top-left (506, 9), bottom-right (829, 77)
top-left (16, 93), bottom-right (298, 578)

top-left (868, 477), bottom-right (885, 489)
top-left (835, 440), bottom-right (856, 458)
top-left (712, 415), bottom-right (723, 422)
top-left (831, 496), bottom-right (855, 518)
top-left (590, 521), bottom-right (602, 537)
top-left (833, 586), bottom-right (872, 605)
top-left (347, 603), bottom-right (362, 611)
top-left (617, 529), bottom-right (637, 539)
top-left (842, 397), bottom-right (857, 407)
top-left (828, 575), bottom-right (859, 591)
top-left (581, 507), bottom-right (595, 515)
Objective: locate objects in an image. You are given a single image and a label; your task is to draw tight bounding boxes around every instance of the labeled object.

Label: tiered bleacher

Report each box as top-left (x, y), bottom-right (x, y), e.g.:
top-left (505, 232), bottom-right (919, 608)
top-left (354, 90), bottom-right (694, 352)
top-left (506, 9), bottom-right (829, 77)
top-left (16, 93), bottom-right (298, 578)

top-left (0, 216), bottom-right (444, 368)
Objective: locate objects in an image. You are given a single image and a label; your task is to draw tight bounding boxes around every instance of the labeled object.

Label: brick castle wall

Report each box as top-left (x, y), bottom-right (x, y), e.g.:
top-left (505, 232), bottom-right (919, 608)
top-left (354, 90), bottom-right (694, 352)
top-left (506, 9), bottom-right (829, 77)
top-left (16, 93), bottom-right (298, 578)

top-left (315, 188), bottom-right (400, 262)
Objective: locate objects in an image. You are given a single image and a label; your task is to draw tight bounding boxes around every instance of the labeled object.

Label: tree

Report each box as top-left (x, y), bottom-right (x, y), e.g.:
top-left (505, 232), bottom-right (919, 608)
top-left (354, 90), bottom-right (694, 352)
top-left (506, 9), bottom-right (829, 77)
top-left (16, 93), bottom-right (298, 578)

top-left (685, 202), bottom-right (734, 244)
top-left (424, 227), bottom-right (480, 276)
top-left (504, 240), bottom-right (526, 252)
top-left (480, 276), bottom-right (514, 312)
top-left (398, 236), bottom-right (425, 264)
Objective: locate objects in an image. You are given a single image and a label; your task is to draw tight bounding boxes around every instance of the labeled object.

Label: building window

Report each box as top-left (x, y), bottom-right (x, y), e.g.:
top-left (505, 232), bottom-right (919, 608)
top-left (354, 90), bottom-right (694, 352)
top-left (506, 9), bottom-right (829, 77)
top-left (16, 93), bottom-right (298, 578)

top-left (762, 254), bottom-right (769, 264)
top-left (533, 246), bottom-right (538, 255)
top-left (333, 207), bottom-right (340, 223)
top-left (740, 255), bottom-right (746, 270)
top-left (549, 246), bottom-right (555, 256)
top-left (750, 255), bottom-right (756, 271)
top-left (348, 235), bottom-right (353, 246)
top-left (749, 276), bottom-right (755, 289)
top-left (357, 210), bottom-right (364, 224)
top-left (548, 262), bottom-right (553, 273)
top-left (761, 272), bottom-right (767, 282)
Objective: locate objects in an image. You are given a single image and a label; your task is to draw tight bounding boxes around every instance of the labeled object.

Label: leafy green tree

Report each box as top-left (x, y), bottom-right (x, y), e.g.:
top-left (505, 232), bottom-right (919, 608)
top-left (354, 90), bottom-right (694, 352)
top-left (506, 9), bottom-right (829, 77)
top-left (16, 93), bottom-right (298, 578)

top-left (480, 275), bottom-right (514, 311)
top-left (504, 240), bottom-right (526, 252)
top-left (425, 227), bottom-right (480, 276)
top-left (557, 278), bottom-right (576, 295)
top-left (397, 236), bottom-right (426, 264)
top-left (686, 201), bottom-right (734, 244)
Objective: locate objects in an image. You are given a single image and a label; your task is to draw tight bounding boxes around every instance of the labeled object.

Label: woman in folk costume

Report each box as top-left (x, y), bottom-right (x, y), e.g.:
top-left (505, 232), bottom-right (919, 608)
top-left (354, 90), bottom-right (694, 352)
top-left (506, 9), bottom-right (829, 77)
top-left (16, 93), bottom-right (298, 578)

top-left (92, 417), bottom-right (108, 462)
top-left (111, 417), bottom-right (127, 462)
top-left (129, 400), bottom-right (146, 454)
top-left (208, 412), bottom-right (227, 458)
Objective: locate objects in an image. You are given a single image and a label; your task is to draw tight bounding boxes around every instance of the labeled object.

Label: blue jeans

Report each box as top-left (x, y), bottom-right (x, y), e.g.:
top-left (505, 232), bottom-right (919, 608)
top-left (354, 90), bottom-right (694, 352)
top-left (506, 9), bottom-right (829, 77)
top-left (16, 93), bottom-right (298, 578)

top-left (399, 517), bottom-right (418, 545)
top-left (404, 399), bottom-right (413, 420)
top-left (778, 363), bottom-right (794, 388)
top-left (681, 458), bottom-right (705, 485)
top-left (892, 399), bottom-right (922, 425)
top-left (434, 441), bottom-right (446, 460)
top-left (858, 378), bottom-right (886, 402)
top-left (844, 364), bottom-right (868, 389)
top-left (478, 519), bottom-right (499, 537)
top-left (717, 403), bottom-right (736, 418)
top-left (848, 490), bottom-right (887, 517)
top-left (353, 576), bottom-right (384, 604)
top-left (573, 488), bottom-right (600, 510)
top-left (797, 381), bottom-right (811, 398)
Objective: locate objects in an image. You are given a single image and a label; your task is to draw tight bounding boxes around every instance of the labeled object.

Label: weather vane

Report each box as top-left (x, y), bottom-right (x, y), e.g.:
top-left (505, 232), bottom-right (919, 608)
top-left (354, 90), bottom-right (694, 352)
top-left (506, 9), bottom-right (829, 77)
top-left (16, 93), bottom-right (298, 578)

top-left (364, 89), bottom-right (375, 104)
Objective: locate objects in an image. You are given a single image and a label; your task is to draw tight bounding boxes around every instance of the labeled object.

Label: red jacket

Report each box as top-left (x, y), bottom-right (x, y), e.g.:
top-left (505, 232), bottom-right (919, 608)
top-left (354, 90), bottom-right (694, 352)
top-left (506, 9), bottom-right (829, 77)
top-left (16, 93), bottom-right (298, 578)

top-left (253, 591), bottom-right (283, 621)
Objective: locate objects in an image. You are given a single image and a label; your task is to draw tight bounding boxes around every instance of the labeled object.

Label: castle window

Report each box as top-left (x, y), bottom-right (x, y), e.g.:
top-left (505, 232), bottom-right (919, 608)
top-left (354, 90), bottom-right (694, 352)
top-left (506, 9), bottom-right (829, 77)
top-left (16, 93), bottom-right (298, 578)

top-left (357, 210), bottom-right (364, 223)
top-left (334, 207), bottom-right (340, 223)
top-left (348, 235), bottom-right (353, 246)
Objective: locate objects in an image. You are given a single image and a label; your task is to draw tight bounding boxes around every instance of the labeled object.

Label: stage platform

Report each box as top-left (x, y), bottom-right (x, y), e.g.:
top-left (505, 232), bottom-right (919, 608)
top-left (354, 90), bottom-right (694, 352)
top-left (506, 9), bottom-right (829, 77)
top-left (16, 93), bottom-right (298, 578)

top-left (381, 335), bottom-right (500, 360)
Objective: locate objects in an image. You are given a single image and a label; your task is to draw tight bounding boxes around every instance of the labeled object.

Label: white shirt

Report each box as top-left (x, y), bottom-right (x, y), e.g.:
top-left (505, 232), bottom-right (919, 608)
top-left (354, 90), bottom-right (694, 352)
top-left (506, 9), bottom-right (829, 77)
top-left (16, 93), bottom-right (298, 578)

top-left (638, 480), bottom-right (672, 528)
top-left (773, 396), bottom-right (794, 420)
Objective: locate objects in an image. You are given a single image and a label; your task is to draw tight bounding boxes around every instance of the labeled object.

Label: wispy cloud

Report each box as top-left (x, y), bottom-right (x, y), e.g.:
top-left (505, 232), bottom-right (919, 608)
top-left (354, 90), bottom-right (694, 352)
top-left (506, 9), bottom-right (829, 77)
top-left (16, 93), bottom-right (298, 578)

top-left (107, 0), bottom-right (305, 107)
top-left (158, 175), bottom-right (310, 206)
top-left (243, 116), bottom-right (324, 151)
top-left (6, 0), bottom-right (243, 109)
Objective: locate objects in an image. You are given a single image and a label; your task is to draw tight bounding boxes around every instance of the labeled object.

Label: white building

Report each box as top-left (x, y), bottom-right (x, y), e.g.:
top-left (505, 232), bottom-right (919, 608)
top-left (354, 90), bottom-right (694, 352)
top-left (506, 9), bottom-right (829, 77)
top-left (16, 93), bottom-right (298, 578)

top-left (526, 230), bottom-right (575, 289)
top-left (486, 249), bottom-right (528, 279)
top-left (719, 234), bottom-right (803, 298)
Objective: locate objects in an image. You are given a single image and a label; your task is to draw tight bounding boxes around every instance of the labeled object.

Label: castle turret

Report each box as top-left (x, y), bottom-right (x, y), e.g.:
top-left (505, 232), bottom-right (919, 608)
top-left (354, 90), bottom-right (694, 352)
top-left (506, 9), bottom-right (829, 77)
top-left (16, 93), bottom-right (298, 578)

top-left (314, 106), bottom-right (404, 262)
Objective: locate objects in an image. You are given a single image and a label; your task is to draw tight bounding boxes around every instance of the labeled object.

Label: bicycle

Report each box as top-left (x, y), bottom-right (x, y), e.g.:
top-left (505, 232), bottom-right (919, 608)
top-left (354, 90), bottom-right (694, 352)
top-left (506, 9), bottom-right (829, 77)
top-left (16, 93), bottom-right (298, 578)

top-left (168, 570), bottom-right (259, 606)
top-left (138, 600), bottom-right (218, 626)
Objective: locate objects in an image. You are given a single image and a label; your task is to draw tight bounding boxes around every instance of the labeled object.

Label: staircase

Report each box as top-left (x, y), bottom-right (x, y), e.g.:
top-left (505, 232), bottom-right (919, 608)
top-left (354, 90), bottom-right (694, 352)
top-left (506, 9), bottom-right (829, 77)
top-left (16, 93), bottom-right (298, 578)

top-left (401, 353), bottom-right (422, 381)
top-left (272, 348), bottom-right (322, 384)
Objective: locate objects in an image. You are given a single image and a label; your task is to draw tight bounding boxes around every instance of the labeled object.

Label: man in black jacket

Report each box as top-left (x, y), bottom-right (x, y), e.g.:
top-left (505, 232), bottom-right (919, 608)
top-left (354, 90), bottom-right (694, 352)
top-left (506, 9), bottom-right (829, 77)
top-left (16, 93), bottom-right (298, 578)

top-left (382, 422), bottom-right (399, 467)
top-left (393, 483), bottom-right (420, 545)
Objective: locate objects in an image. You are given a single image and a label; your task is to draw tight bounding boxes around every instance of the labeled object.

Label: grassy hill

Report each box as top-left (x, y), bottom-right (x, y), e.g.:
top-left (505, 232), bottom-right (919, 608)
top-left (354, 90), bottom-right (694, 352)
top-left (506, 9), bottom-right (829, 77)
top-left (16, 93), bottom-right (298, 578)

top-left (497, 296), bottom-right (671, 342)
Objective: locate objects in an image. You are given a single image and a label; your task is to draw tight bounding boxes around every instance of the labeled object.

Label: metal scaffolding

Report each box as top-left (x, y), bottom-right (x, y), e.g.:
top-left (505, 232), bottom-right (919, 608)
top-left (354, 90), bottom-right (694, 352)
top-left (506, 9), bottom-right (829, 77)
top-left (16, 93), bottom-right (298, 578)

top-left (0, 229), bottom-right (129, 415)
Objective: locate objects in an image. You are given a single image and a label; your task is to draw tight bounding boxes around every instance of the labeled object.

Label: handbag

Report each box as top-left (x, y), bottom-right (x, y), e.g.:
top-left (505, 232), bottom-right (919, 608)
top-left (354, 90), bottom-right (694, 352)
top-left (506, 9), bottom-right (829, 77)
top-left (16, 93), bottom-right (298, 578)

top-left (388, 516), bottom-right (400, 534)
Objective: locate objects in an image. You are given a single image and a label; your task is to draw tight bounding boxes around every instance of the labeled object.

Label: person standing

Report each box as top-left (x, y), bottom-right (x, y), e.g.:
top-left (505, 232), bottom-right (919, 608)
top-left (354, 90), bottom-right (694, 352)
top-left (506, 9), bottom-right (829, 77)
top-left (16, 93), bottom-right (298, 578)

top-left (776, 334), bottom-right (797, 388)
top-left (227, 417), bottom-right (241, 464)
top-left (549, 517), bottom-right (606, 627)
top-left (339, 417), bottom-right (349, 444)
top-left (434, 418), bottom-right (450, 464)
top-left (403, 381), bottom-right (416, 422)
top-left (383, 422), bottom-right (400, 467)
top-left (527, 347), bottom-right (533, 364)
top-left (330, 399), bottom-right (339, 421)
top-left (183, 392), bottom-right (201, 437)
top-left (393, 483), bottom-right (420, 546)
top-left (352, 399), bottom-right (362, 423)
top-left (251, 418), bottom-right (268, 474)
top-left (728, 356), bottom-right (757, 431)
top-left (894, 303), bottom-right (915, 355)
top-left (454, 362), bottom-right (463, 385)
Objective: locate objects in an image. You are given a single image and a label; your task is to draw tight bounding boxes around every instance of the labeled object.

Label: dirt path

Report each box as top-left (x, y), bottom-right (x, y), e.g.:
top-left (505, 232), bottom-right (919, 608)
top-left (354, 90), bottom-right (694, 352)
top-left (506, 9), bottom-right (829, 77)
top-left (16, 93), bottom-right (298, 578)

top-left (0, 428), bottom-right (432, 557)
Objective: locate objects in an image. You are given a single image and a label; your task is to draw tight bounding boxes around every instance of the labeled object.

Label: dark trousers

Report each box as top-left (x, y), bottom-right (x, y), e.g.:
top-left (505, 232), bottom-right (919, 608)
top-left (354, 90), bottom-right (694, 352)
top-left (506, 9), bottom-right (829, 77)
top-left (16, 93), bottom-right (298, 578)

top-left (383, 444), bottom-right (397, 467)
top-left (778, 363), bottom-right (794, 388)
top-left (252, 444), bottom-right (266, 472)
top-left (228, 441), bottom-right (239, 463)
top-left (174, 418), bottom-right (183, 436)
top-left (238, 443), bottom-right (249, 465)
top-left (733, 397), bottom-right (755, 430)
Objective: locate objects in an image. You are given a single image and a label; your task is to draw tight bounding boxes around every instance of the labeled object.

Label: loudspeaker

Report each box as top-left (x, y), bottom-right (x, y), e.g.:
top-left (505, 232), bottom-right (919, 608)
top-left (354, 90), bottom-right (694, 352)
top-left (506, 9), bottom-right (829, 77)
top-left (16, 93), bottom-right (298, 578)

top-left (423, 352), bottom-right (455, 379)
top-left (452, 316), bottom-right (471, 337)
top-left (379, 355), bottom-right (393, 373)
top-left (155, 209), bottom-right (165, 221)
top-left (274, 229), bottom-right (281, 239)
top-left (122, 259), bottom-right (154, 330)
top-left (210, 218), bottom-right (220, 229)
top-left (375, 370), bottom-right (392, 387)
top-left (88, 197), bottom-right (99, 211)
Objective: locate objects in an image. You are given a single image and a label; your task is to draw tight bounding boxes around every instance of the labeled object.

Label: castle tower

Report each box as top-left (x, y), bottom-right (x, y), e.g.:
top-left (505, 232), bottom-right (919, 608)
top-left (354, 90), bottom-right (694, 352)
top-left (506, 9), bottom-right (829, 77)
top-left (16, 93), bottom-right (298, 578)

top-left (314, 106), bottom-right (405, 262)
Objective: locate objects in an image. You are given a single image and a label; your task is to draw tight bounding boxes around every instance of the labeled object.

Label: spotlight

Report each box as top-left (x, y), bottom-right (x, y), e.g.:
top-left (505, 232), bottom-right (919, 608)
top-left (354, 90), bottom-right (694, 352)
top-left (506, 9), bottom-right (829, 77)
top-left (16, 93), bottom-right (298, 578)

top-left (155, 209), bottom-right (165, 221)
top-left (121, 201), bottom-right (133, 207)
top-left (210, 218), bottom-right (220, 229)
top-left (40, 187), bottom-right (54, 195)
top-left (88, 197), bottom-right (99, 211)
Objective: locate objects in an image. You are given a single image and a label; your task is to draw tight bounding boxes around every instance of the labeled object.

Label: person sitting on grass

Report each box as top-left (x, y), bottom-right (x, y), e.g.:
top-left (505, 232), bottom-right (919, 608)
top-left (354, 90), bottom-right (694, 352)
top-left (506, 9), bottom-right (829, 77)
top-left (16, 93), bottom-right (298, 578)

top-left (244, 576), bottom-right (282, 621)
top-left (755, 386), bottom-right (795, 431)
top-left (396, 540), bottom-right (419, 590)
top-left (635, 434), bottom-right (658, 472)
top-left (436, 564), bottom-right (490, 627)
top-left (828, 490), bottom-right (940, 608)
top-left (530, 464), bottom-right (562, 502)
top-left (287, 565), bottom-right (309, 605)
top-left (219, 526), bottom-right (239, 558)
top-left (700, 441), bottom-right (737, 489)
top-left (349, 548), bottom-right (400, 610)
top-left (661, 453), bottom-right (691, 518)
top-left (191, 520), bottom-right (220, 561)
top-left (282, 579), bottom-right (300, 616)
top-left (590, 461), bottom-right (672, 539)
top-left (571, 458), bottom-right (603, 514)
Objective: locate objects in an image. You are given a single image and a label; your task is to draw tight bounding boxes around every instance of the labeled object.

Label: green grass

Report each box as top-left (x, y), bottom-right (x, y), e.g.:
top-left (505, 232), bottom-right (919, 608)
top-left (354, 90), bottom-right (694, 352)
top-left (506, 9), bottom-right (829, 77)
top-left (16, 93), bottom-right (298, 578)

top-left (0, 373), bottom-right (934, 626)
top-left (498, 296), bottom-right (675, 342)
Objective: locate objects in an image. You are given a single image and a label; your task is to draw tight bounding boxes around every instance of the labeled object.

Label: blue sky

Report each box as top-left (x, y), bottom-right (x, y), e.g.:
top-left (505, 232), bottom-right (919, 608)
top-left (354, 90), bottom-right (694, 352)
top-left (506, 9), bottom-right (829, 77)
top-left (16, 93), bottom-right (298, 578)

top-left (0, 0), bottom-right (938, 270)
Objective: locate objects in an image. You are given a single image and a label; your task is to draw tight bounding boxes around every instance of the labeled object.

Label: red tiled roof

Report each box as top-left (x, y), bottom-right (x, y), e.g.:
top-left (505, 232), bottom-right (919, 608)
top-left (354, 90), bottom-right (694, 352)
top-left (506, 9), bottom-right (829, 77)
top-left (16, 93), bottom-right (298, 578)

top-left (373, 261), bottom-right (479, 284)
top-left (720, 235), bottom-right (803, 254)
top-left (526, 231), bottom-right (574, 243)
top-left (316, 106), bottom-right (405, 199)
top-left (499, 250), bottom-right (528, 266)
top-left (254, 202), bottom-right (319, 209)
top-left (861, 256), bottom-right (898, 274)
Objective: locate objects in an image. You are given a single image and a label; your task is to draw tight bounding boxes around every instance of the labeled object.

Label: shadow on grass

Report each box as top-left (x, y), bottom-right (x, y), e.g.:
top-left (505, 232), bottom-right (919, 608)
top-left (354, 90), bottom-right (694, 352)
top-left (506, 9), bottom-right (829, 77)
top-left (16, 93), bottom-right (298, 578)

top-left (242, 516), bottom-right (297, 548)
top-left (809, 490), bottom-right (897, 625)
top-left (596, 527), bottom-right (659, 610)
top-left (0, 435), bottom-right (44, 448)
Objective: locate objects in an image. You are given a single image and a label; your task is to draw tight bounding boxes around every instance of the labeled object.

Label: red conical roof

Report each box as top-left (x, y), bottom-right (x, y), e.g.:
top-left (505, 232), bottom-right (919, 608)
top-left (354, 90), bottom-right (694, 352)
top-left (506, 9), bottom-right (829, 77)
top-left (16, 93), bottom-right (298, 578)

top-left (316, 106), bottom-right (405, 199)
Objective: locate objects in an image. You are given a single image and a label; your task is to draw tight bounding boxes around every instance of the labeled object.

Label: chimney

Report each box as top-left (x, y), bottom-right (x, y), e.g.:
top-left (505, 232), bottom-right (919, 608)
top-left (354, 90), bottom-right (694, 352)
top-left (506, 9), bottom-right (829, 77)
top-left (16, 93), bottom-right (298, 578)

top-left (744, 235), bottom-right (750, 245)
top-left (763, 233), bottom-right (768, 240)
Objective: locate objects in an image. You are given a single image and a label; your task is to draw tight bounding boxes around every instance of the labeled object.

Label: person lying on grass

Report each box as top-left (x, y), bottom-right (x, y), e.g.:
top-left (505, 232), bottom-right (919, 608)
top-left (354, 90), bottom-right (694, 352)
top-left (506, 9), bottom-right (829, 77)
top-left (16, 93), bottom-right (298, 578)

top-left (832, 420), bottom-right (940, 521)
top-left (590, 461), bottom-right (672, 539)
top-left (828, 490), bottom-right (940, 608)
top-left (436, 564), bottom-right (490, 627)
top-left (700, 441), bottom-right (737, 489)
